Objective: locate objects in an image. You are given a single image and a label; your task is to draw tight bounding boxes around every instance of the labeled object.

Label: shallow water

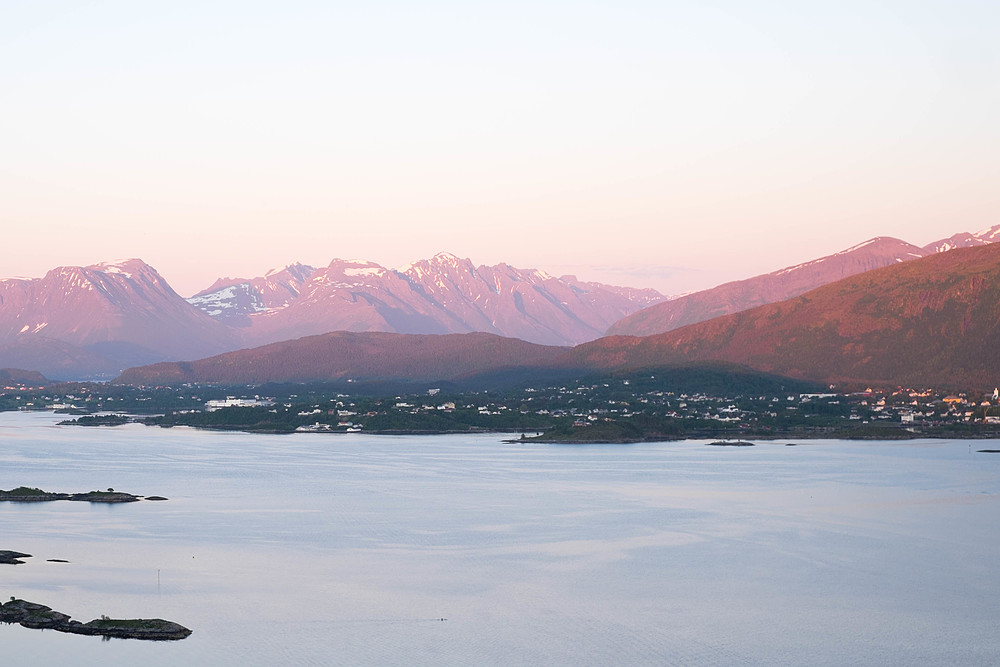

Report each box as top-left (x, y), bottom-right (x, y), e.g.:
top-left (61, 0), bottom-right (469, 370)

top-left (1, 411), bottom-right (998, 665)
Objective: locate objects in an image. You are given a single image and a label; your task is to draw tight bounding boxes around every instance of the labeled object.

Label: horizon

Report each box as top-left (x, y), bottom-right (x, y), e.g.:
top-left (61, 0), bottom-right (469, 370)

top-left (0, 223), bottom-right (994, 300)
top-left (2, 2), bottom-right (998, 297)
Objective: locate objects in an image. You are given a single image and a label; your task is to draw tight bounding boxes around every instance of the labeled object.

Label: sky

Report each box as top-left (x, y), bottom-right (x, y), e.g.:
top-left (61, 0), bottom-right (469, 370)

top-left (1, 0), bottom-right (998, 297)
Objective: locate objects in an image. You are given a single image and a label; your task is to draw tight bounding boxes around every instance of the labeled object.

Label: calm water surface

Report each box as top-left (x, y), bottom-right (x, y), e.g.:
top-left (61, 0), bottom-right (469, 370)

top-left (1, 411), bottom-right (998, 665)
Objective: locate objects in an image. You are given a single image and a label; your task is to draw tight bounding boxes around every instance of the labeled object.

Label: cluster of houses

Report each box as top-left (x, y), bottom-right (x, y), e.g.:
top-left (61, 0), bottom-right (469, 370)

top-left (7, 383), bottom-right (1000, 433)
top-left (209, 385), bottom-right (1000, 430)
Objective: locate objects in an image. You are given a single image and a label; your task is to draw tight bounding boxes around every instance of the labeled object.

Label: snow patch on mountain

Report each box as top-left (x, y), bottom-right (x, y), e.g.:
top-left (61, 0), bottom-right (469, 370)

top-left (838, 238), bottom-right (879, 254)
top-left (774, 256), bottom-right (829, 276)
top-left (186, 263), bottom-right (317, 324)
top-left (344, 267), bottom-right (384, 278)
top-left (974, 225), bottom-right (1000, 241)
top-left (91, 259), bottom-right (145, 278)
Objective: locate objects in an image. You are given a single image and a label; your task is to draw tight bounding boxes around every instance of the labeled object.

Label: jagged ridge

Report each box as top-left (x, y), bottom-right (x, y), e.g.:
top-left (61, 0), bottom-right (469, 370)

top-left (189, 253), bottom-right (664, 347)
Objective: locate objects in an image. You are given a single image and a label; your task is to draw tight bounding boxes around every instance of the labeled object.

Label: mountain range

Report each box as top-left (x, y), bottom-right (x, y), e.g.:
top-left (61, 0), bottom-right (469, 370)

top-left (187, 253), bottom-right (664, 348)
top-left (118, 242), bottom-right (1000, 390)
top-left (2, 225), bottom-right (997, 383)
top-left (0, 254), bottom-right (661, 379)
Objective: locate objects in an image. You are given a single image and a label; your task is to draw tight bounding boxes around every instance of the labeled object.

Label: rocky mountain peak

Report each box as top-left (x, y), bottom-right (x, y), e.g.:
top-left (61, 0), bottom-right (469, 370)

top-left (187, 253), bottom-right (665, 347)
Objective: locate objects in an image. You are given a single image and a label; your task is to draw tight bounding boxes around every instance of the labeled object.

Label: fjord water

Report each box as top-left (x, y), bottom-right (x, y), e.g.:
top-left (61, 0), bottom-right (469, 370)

top-left (1, 411), bottom-right (998, 665)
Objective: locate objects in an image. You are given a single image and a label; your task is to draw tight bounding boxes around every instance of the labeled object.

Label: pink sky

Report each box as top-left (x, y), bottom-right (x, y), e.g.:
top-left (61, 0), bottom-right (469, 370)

top-left (1, 1), bottom-right (997, 297)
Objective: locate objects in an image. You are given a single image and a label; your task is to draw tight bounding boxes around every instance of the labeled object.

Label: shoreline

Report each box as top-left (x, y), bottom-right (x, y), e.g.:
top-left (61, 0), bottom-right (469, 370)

top-left (25, 409), bottom-right (1000, 443)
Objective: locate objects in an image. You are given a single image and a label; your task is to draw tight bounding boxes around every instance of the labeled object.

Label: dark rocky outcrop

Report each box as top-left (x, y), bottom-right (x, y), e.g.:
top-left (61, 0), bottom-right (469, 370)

top-left (0, 598), bottom-right (191, 640)
top-left (0, 487), bottom-right (151, 503)
top-left (0, 550), bottom-right (32, 565)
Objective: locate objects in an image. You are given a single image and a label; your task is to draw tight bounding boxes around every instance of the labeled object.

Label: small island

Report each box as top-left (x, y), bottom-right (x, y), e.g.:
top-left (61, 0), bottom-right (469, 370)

top-left (707, 440), bottom-right (755, 447)
top-left (0, 598), bottom-right (191, 640)
top-left (57, 414), bottom-right (132, 427)
top-left (0, 550), bottom-right (33, 565)
top-left (520, 420), bottom-right (676, 444)
top-left (0, 487), bottom-right (164, 503)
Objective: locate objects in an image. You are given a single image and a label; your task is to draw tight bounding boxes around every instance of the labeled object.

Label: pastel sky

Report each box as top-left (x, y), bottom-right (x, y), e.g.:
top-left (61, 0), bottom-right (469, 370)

top-left (1, 1), bottom-right (997, 297)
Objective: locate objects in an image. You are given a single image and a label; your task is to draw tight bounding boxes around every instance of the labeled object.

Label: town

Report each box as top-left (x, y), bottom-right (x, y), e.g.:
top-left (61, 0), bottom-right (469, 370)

top-left (5, 375), bottom-right (1000, 441)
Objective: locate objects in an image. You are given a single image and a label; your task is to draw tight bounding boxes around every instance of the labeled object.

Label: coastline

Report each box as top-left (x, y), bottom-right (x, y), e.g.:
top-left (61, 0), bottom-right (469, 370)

top-left (32, 408), bottom-right (1000, 443)
top-left (65, 421), bottom-right (1000, 445)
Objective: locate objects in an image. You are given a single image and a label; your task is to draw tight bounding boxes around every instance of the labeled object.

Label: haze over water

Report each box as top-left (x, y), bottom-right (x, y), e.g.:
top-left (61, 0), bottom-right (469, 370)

top-left (2, 411), bottom-right (998, 665)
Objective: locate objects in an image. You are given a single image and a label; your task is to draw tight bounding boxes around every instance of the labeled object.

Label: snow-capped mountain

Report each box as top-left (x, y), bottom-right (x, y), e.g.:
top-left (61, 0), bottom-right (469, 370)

top-left (0, 259), bottom-right (237, 378)
top-left (608, 224), bottom-right (1000, 337)
top-left (921, 225), bottom-right (1000, 253)
top-left (186, 263), bottom-right (315, 326)
top-left (190, 253), bottom-right (665, 347)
